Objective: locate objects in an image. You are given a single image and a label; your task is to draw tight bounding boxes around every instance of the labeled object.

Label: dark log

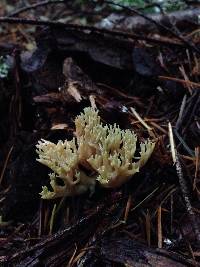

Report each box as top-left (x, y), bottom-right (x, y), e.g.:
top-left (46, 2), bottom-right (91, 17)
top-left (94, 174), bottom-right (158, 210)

top-left (98, 8), bottom-right (200, 33)
top-left (78, 235), bottom-right (199, 267)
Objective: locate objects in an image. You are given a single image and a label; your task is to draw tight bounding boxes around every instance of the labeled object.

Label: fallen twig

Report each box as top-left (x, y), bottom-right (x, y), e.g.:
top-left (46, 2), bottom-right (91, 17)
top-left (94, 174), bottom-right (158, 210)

top-left (8, 0), bottom-right (65, 17)
top-left (0, 16), bottom-right (184, 47)
top-left (168, 122), bottom-right (200, 243)
top-left (159, 75), bottom-right (200, 89)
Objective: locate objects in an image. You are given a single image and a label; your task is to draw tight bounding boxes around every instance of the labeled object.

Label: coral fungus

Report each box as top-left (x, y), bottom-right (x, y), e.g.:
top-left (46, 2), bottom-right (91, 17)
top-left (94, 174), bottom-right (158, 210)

top-left (36, 107), bottom-right (155, 199)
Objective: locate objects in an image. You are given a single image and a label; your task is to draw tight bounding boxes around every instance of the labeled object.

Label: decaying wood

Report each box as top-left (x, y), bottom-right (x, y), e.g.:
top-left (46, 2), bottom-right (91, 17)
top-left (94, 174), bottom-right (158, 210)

top-left (21, 25), bottom-right (183, 76)
top-left (79, 235), bottom-right (199, 267)
top-left (98, 8), bottom-right (200, 33)
top-left (2, 206), bottom-right (103, 266)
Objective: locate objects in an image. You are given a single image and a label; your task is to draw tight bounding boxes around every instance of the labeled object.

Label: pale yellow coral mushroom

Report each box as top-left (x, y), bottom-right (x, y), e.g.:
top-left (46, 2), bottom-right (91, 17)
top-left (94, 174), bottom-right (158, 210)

top-left (87, 126), bottom-right (155, 188)
top-left (36, 107), bottom-right (155, 199)
top-left (36, 138), bottom-right (95, 199)
top-left (75, 108), bottom-right (107, 168)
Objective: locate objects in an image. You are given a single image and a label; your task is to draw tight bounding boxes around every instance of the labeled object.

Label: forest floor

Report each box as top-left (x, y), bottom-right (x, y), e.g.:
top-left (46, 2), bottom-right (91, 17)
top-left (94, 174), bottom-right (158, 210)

top-left (0, 1), bottom-right (200, 266)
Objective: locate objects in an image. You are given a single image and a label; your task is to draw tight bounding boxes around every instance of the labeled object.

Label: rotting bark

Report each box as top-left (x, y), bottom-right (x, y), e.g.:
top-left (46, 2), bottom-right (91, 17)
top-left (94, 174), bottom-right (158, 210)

top-left (98, 236), bottom-right (199, 267)
top-left (98, 8), bottom-right (200, 33)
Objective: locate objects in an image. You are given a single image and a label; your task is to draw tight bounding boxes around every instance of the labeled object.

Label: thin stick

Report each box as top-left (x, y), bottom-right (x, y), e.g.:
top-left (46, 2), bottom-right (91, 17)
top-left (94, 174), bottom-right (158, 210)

top-left (174, 129), bottom-right (194, 157)
top-left (131, 187), bottom-right (159, 211)
top-left (145, 209), bottom-right (151, 247)
top-left (159, 75), bottom-right (200, 89)
top-left (170, 194), bottom-right (174, 235)
top-left (8, 0), bottom-right (65, 17)
top-left (168, 122), bottom-right (176, 163)
top-left (157, 206), bottom-right (162, 248)
top-left (49, 204), bottom-right (57, 235)
top-left (175, 94), bottom-right (187, 130)
top-left (124, 195), bottom-right (132, 222)
top-left (0, 17), bottom-right (184, 47)
top-left (193, 147), bottom-right (200, 190)
top-left (168, 122), bottom-right (200, 243)
top-left (149, 121), bottom-right (168, 134)
top-left (0, 146), bottom-right (13, 186)
top-left (130, 107), bottom-right (152, 131)
top-left (67, 243), bottom-right (78, 267)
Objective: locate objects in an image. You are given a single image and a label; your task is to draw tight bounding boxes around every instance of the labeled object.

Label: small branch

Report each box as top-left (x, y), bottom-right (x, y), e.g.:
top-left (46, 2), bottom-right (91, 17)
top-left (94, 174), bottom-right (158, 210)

top-left (0, 16), bottom-right (68, 27)
top-left (0, 16), bottom-right (184, 47)
top-left (168, 122), bottom-right (200, 243)
top-left (175, 154), bottom-right (200, 243)
top-left (8, 0), bottom-right (65, 17)
top-left (130, 107), bottom-right (152, 132)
